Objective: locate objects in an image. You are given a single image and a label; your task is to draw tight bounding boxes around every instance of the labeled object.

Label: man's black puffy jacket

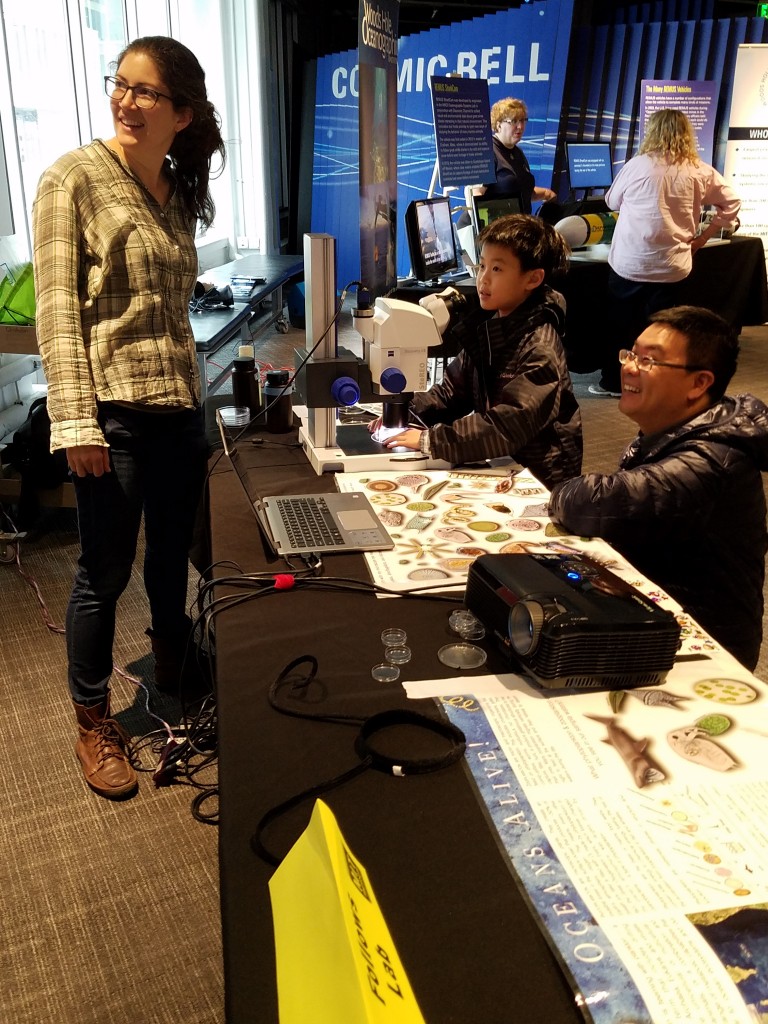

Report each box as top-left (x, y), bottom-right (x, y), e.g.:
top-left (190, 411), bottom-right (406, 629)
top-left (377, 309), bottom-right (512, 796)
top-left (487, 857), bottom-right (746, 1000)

top-left (548, 394), bottom-right (768, 669)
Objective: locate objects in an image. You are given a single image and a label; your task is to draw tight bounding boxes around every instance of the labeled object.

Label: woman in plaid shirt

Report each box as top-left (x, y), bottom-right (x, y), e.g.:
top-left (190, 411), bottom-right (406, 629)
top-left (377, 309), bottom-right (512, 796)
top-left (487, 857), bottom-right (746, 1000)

top-left (33, 36), bottom-right (225, 798)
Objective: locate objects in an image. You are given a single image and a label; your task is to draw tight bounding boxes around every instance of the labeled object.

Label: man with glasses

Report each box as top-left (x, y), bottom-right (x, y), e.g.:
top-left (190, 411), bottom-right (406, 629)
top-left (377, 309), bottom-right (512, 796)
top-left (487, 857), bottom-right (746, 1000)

top-left (549, 305), bottom-right (768, 669)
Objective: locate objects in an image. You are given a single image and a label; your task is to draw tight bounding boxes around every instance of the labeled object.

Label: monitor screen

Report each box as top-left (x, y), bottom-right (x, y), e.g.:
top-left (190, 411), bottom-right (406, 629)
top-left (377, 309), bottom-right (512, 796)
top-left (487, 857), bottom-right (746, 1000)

top-left (566, 142), bottom-right (613, 189)
top-left (472, 195), bottom-right (522, 232)
top-left (404, 197), bottom-right (458, 282)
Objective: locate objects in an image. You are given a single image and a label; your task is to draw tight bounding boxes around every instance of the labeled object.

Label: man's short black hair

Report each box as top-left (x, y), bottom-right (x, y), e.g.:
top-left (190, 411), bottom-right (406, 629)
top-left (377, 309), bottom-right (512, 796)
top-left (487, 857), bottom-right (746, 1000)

top-left (648, 306), bottom-right (739, 402)
top-left (476, 213), bottom-right (569, 281)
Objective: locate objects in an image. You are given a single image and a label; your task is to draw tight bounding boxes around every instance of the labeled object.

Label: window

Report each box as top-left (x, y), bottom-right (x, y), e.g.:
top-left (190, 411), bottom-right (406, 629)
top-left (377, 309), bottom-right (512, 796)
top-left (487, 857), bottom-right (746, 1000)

top-left (0, 0), bottom-right (256, 258)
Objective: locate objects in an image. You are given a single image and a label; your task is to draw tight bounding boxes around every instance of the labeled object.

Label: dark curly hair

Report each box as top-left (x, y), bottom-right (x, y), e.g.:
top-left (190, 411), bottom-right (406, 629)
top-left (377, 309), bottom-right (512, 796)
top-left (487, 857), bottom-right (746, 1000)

top-left (476, 214), bottom-right (570, 280)
top-left (114, 36), bottom-right (226, 228)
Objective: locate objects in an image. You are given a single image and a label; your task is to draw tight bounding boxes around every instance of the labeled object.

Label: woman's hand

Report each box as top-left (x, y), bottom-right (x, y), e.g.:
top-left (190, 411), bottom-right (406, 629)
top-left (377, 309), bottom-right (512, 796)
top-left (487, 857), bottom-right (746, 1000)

top-left (66, 445), bottom-right (111, 477)
top-left (535, 186), bottom-right (557, 203)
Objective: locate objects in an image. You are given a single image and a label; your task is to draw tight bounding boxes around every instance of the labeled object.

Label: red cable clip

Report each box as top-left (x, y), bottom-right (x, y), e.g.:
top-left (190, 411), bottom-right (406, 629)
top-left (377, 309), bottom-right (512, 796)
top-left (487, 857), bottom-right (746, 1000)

top-left (273, 573), bottom-right (296, 590)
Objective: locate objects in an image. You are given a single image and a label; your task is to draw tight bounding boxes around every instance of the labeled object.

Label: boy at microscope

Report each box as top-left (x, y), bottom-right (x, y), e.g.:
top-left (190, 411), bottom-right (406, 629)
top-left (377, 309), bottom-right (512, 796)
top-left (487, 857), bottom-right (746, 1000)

top-left (369, 214), bottom-right (582, 489)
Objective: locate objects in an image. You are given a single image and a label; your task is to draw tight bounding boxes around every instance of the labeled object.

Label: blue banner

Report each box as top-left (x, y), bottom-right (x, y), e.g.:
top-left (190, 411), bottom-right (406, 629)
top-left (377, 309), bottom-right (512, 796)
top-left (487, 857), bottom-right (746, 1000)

top-left (312, 0), bottom-right (575, 289)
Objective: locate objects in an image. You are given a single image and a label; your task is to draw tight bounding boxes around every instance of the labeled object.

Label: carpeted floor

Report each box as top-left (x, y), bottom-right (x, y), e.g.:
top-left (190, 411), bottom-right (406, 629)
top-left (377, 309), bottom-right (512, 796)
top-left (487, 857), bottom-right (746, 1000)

top-left (1, 302), bottom-right (766, 1023)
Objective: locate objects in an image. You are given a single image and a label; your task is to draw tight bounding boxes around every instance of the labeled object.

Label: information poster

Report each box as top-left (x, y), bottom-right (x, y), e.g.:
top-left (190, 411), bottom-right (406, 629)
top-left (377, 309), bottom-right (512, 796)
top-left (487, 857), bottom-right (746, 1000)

top-left (358, 0), bottom-right (400, 299)
top-left (313, 0), bottom-right (574, 287)
top-left (640, 80), bottom-right (717, 164)
top-left (430, 75), bottom-right (495, 189)
top-left (724, 44), bottom-right (768, 268)
top-left (439, 655), bottom-right (768, 1024)
top-left (338, 464), bottom-right (768, 1021)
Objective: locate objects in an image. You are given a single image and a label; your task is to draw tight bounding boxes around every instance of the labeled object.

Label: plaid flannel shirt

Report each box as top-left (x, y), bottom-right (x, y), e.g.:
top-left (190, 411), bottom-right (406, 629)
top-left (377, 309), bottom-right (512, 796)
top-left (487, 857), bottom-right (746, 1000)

top-left (32, 140), bottom-right (200, 450)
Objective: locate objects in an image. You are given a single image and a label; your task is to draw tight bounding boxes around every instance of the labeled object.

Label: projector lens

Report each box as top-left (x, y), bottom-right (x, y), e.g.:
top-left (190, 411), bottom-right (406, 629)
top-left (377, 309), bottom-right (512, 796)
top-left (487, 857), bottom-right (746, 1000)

top-left (509, 601), bottom-right (546, 656)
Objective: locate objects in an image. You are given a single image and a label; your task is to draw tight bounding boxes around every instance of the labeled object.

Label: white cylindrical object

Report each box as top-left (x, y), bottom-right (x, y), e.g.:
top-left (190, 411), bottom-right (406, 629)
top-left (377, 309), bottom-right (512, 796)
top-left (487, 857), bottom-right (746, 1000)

top-left (555, 213), bottom-right (618, 247)
top-left (0, 354), bottom-right (38, 390)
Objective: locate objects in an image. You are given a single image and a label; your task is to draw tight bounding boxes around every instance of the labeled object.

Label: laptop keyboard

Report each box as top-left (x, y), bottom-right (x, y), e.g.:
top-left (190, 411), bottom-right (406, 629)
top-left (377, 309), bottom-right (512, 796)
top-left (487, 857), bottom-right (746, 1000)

top-left (276, 496), bottom-right (345, 549)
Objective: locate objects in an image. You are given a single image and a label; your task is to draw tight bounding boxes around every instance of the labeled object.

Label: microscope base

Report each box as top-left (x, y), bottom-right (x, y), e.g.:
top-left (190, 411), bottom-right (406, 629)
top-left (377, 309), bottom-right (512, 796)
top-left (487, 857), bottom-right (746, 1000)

top-left (299, 424), bottom-right (451, 475)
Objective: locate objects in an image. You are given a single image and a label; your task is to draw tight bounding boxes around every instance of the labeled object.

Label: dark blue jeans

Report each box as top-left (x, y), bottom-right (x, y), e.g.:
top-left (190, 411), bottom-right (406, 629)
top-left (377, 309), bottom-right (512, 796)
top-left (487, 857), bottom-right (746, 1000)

top-left (66, 403), bottom-right (209, 705)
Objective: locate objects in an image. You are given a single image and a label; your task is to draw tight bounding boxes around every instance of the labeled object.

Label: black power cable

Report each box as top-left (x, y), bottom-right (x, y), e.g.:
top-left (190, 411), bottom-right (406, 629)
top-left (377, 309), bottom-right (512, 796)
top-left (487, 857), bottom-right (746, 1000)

top-left (251, 654), bottom-right (466, 866)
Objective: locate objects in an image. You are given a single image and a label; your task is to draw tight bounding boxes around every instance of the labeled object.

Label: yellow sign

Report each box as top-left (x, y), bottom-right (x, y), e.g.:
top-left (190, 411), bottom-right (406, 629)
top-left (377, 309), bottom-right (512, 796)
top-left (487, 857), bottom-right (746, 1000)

top-left (269, 799), bottom-right (426, 1024)
top-left (582, 211), bottom-right (619, 245)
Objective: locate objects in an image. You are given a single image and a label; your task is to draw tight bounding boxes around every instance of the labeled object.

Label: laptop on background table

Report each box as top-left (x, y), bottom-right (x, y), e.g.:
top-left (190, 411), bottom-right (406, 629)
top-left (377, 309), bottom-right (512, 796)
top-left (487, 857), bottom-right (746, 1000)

top-left (217, 412), bottom-right (394, 557)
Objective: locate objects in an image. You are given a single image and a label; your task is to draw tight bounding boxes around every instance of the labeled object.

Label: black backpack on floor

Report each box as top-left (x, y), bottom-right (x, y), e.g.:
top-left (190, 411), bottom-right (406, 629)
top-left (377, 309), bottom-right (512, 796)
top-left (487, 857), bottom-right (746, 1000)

top-left (4, 397), bottom-right (69, 489)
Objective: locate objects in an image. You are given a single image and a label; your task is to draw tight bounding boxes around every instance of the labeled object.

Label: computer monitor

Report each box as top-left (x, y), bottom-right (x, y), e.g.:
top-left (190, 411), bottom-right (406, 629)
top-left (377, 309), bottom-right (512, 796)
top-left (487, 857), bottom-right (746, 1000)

top-left (404, 196), bottom-right (459, 283)
top-left (472, 195), bottom-right (522, 232)
top-left (566, 142), bottom-right (613, 190)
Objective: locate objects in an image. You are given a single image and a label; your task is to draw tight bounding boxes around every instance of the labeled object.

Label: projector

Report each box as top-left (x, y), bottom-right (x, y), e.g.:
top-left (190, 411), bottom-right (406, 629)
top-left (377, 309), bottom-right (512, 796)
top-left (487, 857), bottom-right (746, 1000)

top-left (465, 553), bottom-right (681, 690)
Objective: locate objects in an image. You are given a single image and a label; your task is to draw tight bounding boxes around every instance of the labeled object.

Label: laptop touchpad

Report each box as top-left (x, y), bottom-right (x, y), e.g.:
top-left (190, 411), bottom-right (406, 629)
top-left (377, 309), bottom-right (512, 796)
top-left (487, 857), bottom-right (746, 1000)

top-left (337, 509), bottom-right (377, 531)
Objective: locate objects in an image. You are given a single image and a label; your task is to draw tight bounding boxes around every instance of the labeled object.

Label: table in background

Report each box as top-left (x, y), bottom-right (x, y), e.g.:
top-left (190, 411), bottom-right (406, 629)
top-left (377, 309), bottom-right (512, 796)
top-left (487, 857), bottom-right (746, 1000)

top-left (395, 236), bottom-right (768, 374)
top-left (562, 235), bottom-right (768, 373)
top-left (192, 253), bottom-right (303, 397)
top-left (208, 431), bottom-right (581, 1024)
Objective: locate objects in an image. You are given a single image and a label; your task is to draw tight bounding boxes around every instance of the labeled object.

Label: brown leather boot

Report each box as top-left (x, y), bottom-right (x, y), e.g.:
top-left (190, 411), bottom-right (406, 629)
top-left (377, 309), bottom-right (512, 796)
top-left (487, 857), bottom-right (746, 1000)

top-left (73, 697), bottom-right (138, 798)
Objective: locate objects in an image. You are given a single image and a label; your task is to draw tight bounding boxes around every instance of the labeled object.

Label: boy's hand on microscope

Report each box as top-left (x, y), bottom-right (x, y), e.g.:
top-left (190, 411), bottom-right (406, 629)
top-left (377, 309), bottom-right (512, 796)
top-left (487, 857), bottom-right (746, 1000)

top-left (384, 428), bottom-right (422, 451)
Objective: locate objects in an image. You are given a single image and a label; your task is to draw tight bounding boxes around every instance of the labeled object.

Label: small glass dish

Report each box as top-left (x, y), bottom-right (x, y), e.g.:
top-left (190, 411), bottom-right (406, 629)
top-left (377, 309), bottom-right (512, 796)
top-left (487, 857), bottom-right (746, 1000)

top-left (438, 643), bottom-right (488, 670)
top-left (381, 627), bottom-right (408, 648)
top-left (219, 405), bottom-right (250, 428)
top-left (448, 609), bottom-right (486, 640)
top-left (371, 663), bottom-right (400, 683)
top-left (385, 645), bottom-right (411, 665)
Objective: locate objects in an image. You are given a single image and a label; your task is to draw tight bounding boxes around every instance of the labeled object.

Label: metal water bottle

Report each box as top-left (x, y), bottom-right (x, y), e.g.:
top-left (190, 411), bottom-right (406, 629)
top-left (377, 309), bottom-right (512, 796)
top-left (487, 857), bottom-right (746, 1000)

top-left (231, 345), bottom-right (261, 419)
top-left (263, 369), bottom-right (294, 433)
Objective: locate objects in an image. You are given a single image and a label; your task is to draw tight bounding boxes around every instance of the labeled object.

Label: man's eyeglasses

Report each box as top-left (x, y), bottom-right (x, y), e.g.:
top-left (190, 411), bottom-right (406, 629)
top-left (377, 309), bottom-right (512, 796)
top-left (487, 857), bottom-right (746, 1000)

top-left (104, 76), bottom-right (174, 109)
top-left (619, 349), bottom-right (707, 372)
top-left (501, 117), bottom-right (528, 126)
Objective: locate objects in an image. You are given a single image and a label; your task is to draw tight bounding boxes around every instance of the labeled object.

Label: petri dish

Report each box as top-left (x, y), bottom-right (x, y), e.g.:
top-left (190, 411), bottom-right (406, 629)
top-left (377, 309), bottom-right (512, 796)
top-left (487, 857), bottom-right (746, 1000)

top-left (438, 643), bottom-right (488, 670)
top-left (219, 405), bottom-right (250, 427)
top-left (381, 628), bottom-right (408, 648)
top-left (385, 645), bottom-right (412, 665)
top-left (448, 609), bottom-right (486, 640)
top-left (371, 663), bottom-right (400, 683)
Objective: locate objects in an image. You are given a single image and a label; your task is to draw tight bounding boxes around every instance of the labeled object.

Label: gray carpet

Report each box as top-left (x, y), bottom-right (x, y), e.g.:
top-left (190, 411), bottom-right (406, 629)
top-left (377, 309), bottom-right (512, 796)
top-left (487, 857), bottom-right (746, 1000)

top-left (0, 523), bottom-right (223, 1024)
top-left (1, 307), bottom-right (766, 1023)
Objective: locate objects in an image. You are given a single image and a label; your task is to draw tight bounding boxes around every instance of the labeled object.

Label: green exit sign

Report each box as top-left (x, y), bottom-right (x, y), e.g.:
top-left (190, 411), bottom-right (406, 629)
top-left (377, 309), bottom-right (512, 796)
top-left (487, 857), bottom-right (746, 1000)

top-left (758, 2), bottom-right (768, 17)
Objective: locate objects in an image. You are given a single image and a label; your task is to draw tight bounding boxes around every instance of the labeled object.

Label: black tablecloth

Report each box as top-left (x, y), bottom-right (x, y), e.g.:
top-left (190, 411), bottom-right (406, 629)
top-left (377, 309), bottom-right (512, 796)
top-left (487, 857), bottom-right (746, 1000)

top-left (209, 435), bottom-right (582, 1023)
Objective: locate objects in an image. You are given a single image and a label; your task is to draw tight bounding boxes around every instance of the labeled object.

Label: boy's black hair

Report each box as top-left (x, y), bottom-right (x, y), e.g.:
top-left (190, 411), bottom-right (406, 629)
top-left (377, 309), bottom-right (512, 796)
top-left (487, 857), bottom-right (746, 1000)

top-left (476, 213), bottom-right (569, 280)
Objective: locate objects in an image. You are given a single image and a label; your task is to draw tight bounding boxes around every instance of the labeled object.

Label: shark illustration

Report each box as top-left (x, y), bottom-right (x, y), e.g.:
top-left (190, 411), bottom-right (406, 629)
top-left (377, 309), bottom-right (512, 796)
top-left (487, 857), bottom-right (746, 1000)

top-left (586, 714), bottom-right (667, 788)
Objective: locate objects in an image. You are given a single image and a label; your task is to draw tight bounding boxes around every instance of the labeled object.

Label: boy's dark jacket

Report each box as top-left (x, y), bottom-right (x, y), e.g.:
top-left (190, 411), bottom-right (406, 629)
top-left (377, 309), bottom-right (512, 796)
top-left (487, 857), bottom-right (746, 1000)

top-left (409, 284), bottom-right (583, 489)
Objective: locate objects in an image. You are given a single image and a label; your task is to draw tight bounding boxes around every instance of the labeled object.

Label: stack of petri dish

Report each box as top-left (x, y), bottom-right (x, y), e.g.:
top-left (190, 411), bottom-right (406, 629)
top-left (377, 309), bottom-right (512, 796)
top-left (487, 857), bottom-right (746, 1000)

top-left (438, 609), bottom-right (488, 669)
top-left (371, 628), bottom-right (412, 682)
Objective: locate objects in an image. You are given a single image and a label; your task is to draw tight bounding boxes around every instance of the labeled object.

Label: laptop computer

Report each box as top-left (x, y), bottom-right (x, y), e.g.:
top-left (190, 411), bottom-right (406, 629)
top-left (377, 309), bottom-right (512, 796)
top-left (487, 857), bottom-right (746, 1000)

top-left (217, 412), bottom-right (394, 557)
